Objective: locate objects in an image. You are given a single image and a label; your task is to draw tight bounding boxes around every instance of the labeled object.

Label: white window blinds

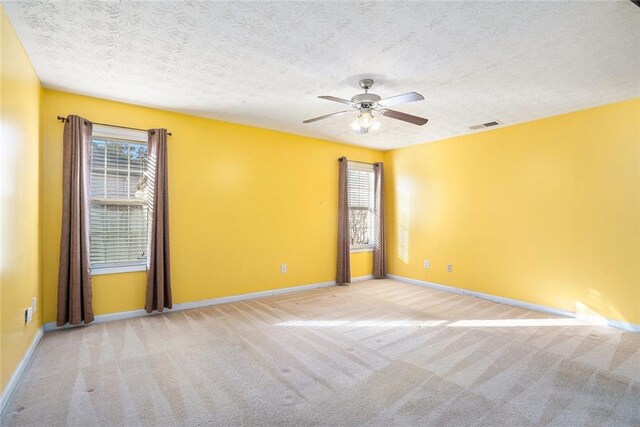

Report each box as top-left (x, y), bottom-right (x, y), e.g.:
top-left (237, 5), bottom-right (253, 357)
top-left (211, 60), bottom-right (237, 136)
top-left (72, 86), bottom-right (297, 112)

top-left (90, 125), bottom-right (149, 271)
top-left (347, 162), bottom-right (375, 247)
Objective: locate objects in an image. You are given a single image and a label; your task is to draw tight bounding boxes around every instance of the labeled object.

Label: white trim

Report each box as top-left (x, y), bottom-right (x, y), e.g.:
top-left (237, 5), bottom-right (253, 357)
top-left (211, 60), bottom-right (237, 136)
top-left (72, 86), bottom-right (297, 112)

top-left (0, 327), bottom-right (44, 416)
top-left (92, 124), bottom-right (148, 142)
top-left (44, 275), bottom-right (376, 331)
top-left (350, 246), bottom-right (374, 253)
top-left (91, 264), bottom-right (146, 276)
top-left (387, 274), bottom-right (640, 333)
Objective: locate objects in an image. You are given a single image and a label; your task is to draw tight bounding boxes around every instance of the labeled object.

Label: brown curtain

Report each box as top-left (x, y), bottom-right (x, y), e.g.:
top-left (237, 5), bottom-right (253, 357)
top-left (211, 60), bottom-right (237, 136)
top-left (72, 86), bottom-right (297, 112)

top-left (373, 162), bottom-right (386, 279)
top-left (146, 128), bottom-right (172, 313)
top-left (337, 157), bottom-right (351, 284)
top-left (57, 115), bottom-right (94, 326)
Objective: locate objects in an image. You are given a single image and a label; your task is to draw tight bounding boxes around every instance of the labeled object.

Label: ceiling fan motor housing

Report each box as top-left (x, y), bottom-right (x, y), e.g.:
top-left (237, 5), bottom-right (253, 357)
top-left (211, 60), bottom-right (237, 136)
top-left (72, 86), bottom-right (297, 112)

top-left (351, 93), bottom-right (381, 109)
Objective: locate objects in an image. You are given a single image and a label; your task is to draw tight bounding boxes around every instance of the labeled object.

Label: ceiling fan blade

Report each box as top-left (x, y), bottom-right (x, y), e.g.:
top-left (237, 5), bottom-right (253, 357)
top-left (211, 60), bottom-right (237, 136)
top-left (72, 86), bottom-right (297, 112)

top-left (379, 92), bottom-right (424, 107)
top-left (381, 109), bottom-right (429, 126)
top-left (303, 110), bottom-right (352, 124)
top-left (318, 95), bottom-right (356, 106)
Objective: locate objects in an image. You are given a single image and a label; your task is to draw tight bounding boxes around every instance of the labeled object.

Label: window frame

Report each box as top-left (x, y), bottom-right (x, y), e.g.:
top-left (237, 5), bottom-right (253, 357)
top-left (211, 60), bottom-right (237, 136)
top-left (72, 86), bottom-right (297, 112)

top-left (89, 124), bottom-right (149, 276)
top-left (347, 161), bottom-right (375, 253)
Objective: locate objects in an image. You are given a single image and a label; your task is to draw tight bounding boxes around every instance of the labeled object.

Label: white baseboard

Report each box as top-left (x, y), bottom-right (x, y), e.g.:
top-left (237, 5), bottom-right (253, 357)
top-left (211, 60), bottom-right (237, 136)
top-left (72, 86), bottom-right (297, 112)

top-left (0, 327), bottom-right (43, 415)
top-left (44, 275), bottom-right (375, 332)
top-left (387, 274), bottom-right (640, 333)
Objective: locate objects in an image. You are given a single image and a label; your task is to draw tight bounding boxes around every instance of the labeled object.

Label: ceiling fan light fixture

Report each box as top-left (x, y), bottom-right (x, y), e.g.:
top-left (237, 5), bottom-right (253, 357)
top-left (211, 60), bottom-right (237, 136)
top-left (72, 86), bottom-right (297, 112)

top-left (351, 120), bottom-right (369, 134)
top-left (358, 110), bottom-right (374, 129)
top-left (351, 110), bottom-right (377, 133)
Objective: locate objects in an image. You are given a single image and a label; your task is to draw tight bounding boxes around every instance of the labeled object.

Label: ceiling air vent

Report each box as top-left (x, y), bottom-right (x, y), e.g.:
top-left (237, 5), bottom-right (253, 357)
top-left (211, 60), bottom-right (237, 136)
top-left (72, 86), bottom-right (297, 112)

top-left (470, 120), bottom-right (502, 130)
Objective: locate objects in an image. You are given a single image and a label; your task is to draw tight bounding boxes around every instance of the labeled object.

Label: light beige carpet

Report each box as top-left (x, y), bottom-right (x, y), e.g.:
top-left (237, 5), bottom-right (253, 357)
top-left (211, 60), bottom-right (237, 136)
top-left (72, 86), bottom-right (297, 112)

top-left (2, 279), bottom-right (639, 426)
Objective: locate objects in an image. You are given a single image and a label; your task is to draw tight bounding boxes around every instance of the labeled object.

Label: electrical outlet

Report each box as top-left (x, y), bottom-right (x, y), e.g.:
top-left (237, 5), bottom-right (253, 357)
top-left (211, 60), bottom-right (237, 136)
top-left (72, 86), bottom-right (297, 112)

top-left (447, 264), bottom-right (453, 272)
top-left (25, 307), bottom-right (33, 323)
top-left (423, 260), bottom-right (430, 269)
top-left (281, 263), bottom-right (287, 274)
top-left (32, 297), bottom-right (37, 314)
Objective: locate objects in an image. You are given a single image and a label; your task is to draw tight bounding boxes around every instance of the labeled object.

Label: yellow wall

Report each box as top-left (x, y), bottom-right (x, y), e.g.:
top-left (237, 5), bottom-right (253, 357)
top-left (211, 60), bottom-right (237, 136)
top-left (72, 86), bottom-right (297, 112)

top-left (40, 89), bottom-right (382, 323)
top-left (0, 7), bottom-right (42, 392)
top-left (386, 99), bottom-right (640, 325)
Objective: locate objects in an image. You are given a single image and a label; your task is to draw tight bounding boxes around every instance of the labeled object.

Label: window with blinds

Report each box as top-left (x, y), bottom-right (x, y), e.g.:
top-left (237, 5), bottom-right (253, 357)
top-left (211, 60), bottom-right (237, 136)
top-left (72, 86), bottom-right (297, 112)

top-left (347, 162), bottom-right (375, 249)
top-left (90, 125), bottom-right (149, 273)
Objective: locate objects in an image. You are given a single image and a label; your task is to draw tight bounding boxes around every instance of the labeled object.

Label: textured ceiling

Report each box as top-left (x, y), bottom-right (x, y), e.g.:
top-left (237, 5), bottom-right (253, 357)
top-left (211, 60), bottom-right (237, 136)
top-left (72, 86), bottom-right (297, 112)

top-left (4, 1), bottom-right (639, 149)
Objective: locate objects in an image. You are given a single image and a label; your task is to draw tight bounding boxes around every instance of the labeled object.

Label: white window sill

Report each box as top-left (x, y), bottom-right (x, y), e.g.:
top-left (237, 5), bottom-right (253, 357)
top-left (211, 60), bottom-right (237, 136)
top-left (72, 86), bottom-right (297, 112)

top-left (91, 264), bottom-right (146, 276)
top-left (351, 246), bottom-right (374, 253)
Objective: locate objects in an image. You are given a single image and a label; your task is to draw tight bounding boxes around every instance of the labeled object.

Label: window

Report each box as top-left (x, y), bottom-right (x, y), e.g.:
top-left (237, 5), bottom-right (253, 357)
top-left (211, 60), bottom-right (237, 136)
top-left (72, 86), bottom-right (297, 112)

top-left (90, 125), bottom-right (149, 274)
top-left (347, 161), bottom-right (375, 251)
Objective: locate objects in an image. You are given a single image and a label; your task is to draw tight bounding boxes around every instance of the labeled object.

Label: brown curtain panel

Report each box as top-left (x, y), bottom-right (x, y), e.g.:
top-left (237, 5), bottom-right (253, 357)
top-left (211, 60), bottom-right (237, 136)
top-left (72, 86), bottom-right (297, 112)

top-left (373, 162), bottom-right (386, 279)
top-left (337, 157), bottom-right (351, 284)
top-left (146, 128), bottom-right (172, 313)
top-left (57, 115), bottom-right (94, 326)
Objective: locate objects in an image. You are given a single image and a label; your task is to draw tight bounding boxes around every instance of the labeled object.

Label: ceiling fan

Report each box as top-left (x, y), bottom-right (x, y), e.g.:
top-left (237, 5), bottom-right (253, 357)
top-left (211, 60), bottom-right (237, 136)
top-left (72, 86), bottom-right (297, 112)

top-left (303, 79), bottom-right (428, 133)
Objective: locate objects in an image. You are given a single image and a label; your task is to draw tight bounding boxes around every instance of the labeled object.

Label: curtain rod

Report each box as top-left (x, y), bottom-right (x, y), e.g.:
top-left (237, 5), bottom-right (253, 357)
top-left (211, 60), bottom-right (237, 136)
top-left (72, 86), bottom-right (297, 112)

top-left (339, 158), bottom-right (377, 166)
top-left (56, 116), bottom-right (172, 136)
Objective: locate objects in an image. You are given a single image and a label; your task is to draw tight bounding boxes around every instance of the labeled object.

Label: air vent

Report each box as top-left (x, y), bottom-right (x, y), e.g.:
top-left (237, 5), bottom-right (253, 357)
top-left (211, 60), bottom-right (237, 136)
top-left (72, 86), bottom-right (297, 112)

top-left (470, 120), bottom-right (502, 130)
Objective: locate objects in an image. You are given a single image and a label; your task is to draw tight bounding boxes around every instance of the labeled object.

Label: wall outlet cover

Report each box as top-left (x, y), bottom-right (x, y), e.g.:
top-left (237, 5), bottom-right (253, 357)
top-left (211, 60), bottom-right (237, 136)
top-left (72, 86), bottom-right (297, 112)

top-left (281, 263), bottom-right (287, 274)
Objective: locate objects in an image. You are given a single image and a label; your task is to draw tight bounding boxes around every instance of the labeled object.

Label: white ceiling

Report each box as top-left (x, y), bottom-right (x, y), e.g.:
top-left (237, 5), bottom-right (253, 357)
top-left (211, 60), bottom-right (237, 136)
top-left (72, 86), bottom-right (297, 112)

top-left (4, 1), bottom-right (639, 150)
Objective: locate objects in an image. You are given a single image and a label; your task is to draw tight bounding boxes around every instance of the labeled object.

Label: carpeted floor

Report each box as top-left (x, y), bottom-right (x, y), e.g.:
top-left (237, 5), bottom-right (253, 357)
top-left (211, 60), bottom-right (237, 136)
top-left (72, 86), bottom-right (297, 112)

top-left (2, 279), bottom-right (639, 426)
